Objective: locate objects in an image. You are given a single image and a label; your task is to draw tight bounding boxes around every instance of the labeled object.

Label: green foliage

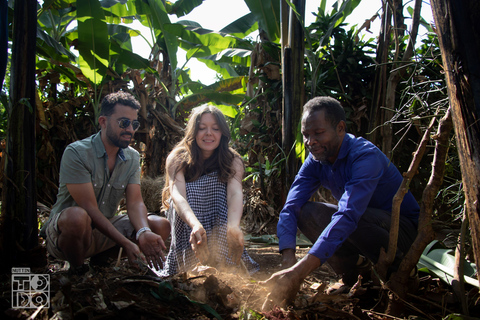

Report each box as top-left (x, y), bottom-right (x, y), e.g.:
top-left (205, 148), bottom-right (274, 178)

top-left (3, 0), bottom-right (464, 243)
top-left (165, 0), bottom-right (203, 18)
top-left (418, 241), bottom-right (478, 287)
top-left (0, 92), bottom-right (8, 140)
top-left (244, 149), bottom-right (285, 184)
top-left (77, 0), bottom-right (110, 85)
top-left (244, 0), bottom-right (281, 42)
top-left (239, 307), bottom-right (264, 320)
top-left (306, 13), bottom-right (376, 100)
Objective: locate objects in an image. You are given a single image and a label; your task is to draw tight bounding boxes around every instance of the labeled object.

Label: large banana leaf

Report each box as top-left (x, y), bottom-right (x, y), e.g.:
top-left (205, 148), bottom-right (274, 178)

top-left (244, 0), bottom-right (281, 43)
top-left (219, 13), bottom-right (258, 38)
top-left (109, 41), bottom-right (156, 74)
top-left (165, 0), bottom-right (203, 18)
top-left (202, 48), bottom-right (251, 65)
top-left (418, 240), bottom-right (478, 288)
top-left (37, 6), bottom-right (76, 40)
top-left (37, 60), bottom-right (86, 86)
top-left (175, 92), bottom-right (245, 115)
top-left (199, 59), bottom-right (240, 79)
top-left (40, 0), bottom-right (76, 11)
top-left (100, 0), bottom-right (129, 8)
top-left (202, 77), bottom-right (247, 93)
top-left (77, 0), bottom-right (110, 85)
top-left (107, 24), bottom-right (143, 51)
top-left (164, 24), bottom-right (252, 58)
top-left (165, 23), bottom-right (252, 78)
top-left (138, 0), bottom-right (178, 70)
top-left (36, 28), bottom-right (76, 62)
top-left (101, 1), bottom-right (138, 24)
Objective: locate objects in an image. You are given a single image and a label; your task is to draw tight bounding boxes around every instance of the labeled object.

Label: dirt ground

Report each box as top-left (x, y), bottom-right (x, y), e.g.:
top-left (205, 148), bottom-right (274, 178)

top-left (1, 241), bottom-right (479, 319)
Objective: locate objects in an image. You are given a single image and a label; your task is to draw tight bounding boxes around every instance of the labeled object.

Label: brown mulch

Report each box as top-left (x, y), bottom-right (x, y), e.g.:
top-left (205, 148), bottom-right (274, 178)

top-left (1, 243), bottom-right (479, 320)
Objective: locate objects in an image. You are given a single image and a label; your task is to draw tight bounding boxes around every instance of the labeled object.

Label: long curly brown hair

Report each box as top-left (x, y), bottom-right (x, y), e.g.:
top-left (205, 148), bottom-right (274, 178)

top-left (161, 105), bottom-right (242, 210)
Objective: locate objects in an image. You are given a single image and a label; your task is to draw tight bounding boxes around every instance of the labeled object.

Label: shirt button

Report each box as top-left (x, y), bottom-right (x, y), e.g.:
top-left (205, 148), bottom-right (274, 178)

top-left (108, 184), bottom-right (111, 187)
top-left (94, 183), bottom-right (97, 187)
top-left (122, 185), bottom-right (124, 188)
top-left (102, 201), bottom-right (105, 204)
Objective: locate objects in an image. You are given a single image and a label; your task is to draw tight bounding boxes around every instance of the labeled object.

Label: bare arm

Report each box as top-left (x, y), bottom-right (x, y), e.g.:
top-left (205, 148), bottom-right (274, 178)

top-left (167, 154), bottom-right (201, 229)
top-left (125, 183), bottom-right (149, 231)
top-left (226, 157), bottom-right (246, 264)
top-left (226, 157), bottom-right (244, 227)
top-left (166, 153), bottom-right (209, 263)
top-left (125, 183), bottom-right (166, 269)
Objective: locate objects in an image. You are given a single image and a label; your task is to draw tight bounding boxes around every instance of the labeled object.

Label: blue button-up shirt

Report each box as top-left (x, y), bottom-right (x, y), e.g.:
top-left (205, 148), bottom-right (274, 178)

top-left (277, 133), bottom-right (419, 263)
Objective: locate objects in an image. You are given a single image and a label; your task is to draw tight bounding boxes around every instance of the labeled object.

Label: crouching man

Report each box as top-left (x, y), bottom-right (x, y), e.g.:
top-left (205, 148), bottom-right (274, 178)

top-left (261, 97), bottom-right (419, 305)
top-left (41, 91), bottom-right (170, 274)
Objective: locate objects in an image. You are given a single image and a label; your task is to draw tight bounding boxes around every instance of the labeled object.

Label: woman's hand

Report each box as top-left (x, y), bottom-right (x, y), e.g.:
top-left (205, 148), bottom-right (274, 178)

top-left (227, 225), bottom-right (244, 265)
top-left (189, 224), bottom-right (209, 264)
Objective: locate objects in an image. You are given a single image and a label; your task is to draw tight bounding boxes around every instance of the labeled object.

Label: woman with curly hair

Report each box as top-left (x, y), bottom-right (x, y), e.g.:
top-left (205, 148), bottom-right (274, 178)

top-left (158, 105), bottom-right (259, 276)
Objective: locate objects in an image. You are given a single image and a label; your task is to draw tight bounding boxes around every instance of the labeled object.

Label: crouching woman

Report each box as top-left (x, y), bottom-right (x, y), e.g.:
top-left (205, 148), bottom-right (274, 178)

top-left (158, 105), bottom-right (259, 276)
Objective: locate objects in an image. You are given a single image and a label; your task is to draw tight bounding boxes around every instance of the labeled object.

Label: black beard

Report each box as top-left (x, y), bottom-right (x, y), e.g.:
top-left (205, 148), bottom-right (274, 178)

top-left (108, 131), bottom-right (132, 149)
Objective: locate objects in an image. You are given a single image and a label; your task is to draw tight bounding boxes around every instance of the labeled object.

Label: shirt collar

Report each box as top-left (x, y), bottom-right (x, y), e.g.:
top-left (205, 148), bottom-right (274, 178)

top-left (117, 148), bottom-right (126, 161)
top-left (319, 133), bottom-right (353, 167)
top-left (335, 133), bottom-right (354, 162)
top-left (93, 132), bottom-right (106, 158)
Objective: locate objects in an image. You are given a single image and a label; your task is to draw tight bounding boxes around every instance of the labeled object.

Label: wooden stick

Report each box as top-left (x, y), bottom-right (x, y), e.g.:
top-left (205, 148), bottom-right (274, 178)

top-left (115, 247), bottom-right (123, 268)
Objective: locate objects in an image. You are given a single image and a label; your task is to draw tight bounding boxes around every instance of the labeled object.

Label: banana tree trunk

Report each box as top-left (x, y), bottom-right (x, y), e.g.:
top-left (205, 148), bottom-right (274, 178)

top-left (0, 0), bottom-right (38, 271)
top-left (281, 0), bottom-right (305, 188)
top-left (431, 0), bottom-right (480, 288)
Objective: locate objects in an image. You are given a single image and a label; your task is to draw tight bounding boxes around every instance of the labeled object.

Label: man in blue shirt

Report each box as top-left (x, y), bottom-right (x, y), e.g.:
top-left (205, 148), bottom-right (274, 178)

top-left (261, 96), bottom-right (419, 304)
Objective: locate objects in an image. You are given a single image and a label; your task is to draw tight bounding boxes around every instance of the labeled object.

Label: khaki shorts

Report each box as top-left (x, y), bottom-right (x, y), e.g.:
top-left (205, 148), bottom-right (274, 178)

top-left (45, 209), bottom-right (135, 260)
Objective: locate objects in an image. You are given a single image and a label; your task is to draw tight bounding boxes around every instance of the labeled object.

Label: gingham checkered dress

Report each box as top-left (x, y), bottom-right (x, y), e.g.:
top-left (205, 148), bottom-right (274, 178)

top-left (157, 171), bottom-right (259, 277)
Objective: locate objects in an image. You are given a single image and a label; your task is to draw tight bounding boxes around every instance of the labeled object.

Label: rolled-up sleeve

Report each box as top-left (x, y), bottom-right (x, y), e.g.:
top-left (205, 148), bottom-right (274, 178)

top-left (59, 146), bottom-right (93, 184)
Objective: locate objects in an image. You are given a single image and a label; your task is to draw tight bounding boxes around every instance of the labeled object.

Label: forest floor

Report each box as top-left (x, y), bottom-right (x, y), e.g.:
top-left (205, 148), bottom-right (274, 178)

top-left (2, 239), bottom-right (479, 320)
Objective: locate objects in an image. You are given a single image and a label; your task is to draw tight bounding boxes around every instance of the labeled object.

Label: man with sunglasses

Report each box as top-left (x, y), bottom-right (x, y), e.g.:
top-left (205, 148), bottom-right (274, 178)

top-left (42, 91), bottom-right (170, 274)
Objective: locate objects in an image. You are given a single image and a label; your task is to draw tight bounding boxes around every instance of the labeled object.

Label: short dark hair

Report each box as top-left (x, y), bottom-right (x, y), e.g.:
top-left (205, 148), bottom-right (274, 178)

top-left (303, 96), bottom-right (346, 128)
top-left (100, 91), bottom-right (141, 117)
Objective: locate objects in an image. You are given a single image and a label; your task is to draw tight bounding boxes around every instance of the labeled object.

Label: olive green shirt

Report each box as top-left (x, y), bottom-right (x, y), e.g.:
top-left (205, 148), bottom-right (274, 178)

top-left (44, 132), bottom-right (141, 230)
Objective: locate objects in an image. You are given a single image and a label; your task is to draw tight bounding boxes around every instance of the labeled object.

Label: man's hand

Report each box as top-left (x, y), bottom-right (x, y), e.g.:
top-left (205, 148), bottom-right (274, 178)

top-left (260, 254), bottom-right (321, 310)
top-left (123, 240), bottom-right (144, 266)
top-left (190, 224), bottom-right (209, 264)
top-left (138, 231), bottom-right (166, 270)
top-left (259, 267), bottom-right (303, 309)
top-left (227, 225), bottom-right (244, 264)
top-left (281, 248), bottom-right (297, 269)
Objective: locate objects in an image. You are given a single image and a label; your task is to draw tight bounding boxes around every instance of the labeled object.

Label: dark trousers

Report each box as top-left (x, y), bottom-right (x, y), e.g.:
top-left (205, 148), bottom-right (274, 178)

top-left (297, 202), bottom-right (418, 285)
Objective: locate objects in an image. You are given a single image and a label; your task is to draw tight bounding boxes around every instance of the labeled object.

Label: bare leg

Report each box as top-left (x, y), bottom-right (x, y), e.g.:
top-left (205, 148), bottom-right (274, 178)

top-left (147, 215), bottom-right (171, 241)
top-left (57, 207), bottom-right (93, 267)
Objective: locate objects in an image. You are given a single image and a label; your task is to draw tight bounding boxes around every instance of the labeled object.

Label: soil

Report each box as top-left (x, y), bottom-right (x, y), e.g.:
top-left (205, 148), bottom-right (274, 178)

top-left (1, 243), bottom-right (479, 319)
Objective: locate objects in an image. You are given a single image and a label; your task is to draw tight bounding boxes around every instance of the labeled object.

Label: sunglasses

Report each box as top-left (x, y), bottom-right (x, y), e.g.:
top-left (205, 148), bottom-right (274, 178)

top-left (116, 119), bottom-right (140, 131)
